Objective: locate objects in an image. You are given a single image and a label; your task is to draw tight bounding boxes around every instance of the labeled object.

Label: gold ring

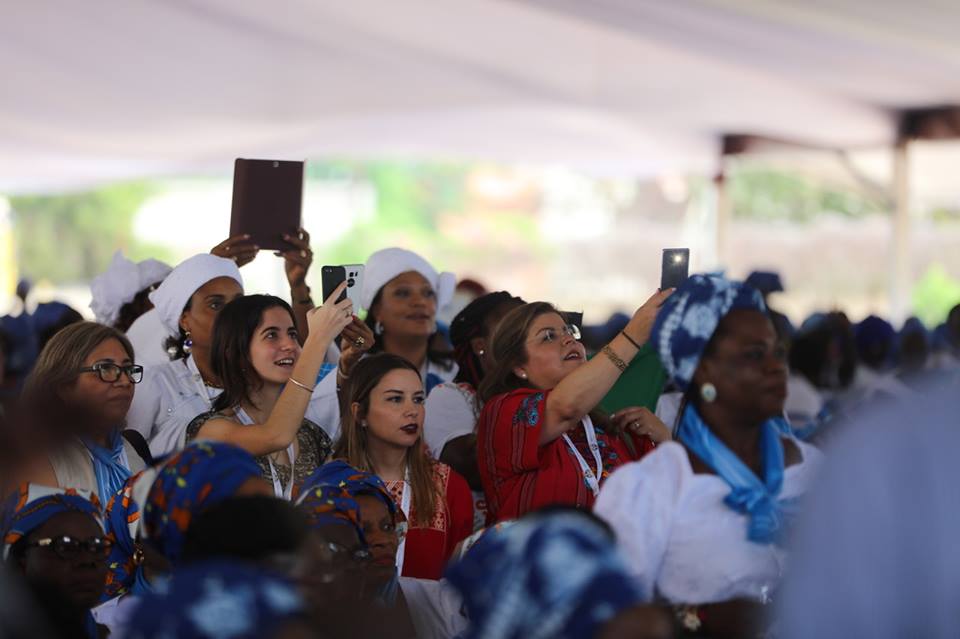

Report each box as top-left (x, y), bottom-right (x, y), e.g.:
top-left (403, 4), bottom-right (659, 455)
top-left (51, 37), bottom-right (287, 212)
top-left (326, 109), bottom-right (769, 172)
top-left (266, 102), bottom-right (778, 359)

top-left (300, 249), bottom-right (308, 258)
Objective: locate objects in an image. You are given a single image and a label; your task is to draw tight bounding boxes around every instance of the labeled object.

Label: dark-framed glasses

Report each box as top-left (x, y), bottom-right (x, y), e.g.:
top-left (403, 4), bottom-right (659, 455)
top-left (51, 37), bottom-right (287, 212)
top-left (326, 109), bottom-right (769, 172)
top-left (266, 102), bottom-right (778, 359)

top-left (28, 535), bottom-right (113, 560)
top-left (78, 362), bottom-right (143, 384)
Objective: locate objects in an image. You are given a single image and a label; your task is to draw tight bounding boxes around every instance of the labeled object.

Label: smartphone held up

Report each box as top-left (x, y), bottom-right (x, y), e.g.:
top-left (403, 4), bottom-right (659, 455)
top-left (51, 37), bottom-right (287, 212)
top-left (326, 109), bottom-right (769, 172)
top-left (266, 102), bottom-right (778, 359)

top-left (660, 248), bottom-right (690, 291)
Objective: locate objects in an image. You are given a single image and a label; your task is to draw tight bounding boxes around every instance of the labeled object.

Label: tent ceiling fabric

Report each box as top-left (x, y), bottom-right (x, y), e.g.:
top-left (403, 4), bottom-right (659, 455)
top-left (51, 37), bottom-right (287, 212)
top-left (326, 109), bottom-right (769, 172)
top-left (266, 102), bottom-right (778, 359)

top-left (2, 0), bottom-right (959, 190)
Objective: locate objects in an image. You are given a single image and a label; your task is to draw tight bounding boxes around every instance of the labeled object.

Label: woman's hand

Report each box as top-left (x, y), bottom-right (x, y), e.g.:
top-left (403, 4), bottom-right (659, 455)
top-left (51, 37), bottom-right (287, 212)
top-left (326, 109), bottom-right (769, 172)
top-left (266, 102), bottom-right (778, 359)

top-left (277, 227), bottom-right (313, 288)
top-left (613, 407), bottom-right (671, 443)
top-left (338, 317), bottom-right (375, 376)
top-left (211, 234), bottom-right (259, 267)
top-left (623, 289), bottom-right (674, 348)
top-left (307, 282), bottom-right (353, 344)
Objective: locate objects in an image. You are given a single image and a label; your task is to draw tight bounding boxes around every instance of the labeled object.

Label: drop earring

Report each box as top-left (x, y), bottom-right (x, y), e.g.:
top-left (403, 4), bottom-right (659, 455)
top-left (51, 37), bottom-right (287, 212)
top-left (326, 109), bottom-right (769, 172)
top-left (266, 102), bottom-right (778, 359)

top-left (374, 322), bottom-right (384, 336)
top-left (183, 330), bottom-right (193, 355)
top-left (700, 382), bottom-right (717, 403)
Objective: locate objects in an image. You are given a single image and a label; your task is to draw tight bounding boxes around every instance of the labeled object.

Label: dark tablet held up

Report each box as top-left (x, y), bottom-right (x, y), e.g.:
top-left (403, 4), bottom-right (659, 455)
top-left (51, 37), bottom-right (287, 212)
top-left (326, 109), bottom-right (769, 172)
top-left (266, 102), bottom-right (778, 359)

top-left (230, 159), bottom-right (304, 251)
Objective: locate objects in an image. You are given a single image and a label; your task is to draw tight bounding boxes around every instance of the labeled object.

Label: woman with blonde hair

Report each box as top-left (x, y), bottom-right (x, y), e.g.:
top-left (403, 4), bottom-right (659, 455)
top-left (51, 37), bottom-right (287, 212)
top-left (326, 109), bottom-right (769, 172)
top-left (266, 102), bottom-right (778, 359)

top-left (18, 321), bottom-right (149, 503)
top-left (334, 353), bottom-right (473, 580)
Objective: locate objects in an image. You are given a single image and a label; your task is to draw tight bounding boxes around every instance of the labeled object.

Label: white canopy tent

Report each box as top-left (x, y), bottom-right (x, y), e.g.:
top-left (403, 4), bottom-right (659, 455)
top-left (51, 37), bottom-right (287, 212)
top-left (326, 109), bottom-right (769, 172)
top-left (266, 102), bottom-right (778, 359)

top-left (3, 0), bottom-right (960, 191)
top-left (3, 1), bottom-right (960, 320)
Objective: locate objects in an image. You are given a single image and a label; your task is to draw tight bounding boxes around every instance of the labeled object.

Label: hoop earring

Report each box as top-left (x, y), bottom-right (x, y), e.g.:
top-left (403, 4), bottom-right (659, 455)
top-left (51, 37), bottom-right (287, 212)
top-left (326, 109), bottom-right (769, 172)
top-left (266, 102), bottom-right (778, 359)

top-left (374, 322), bottom-right (384, 336)
top-left (183, 331), bottom-right (193, 355)
top-left (700, 382), bottom-right (717, 403)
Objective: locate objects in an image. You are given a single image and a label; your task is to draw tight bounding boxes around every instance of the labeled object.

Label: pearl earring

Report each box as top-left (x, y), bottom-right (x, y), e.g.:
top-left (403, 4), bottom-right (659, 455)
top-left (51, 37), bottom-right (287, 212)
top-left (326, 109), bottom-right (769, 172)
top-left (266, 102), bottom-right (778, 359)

top-left (700, 382), bottom-right (717, 403)
top-left (478, 349), bottom-right (485, 356)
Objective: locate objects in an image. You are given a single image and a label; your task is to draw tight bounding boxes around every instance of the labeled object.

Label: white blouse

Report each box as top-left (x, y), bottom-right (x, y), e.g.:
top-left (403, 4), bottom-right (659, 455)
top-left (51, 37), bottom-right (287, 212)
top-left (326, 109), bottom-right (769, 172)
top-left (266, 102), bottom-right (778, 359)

top-left (594, 439), bottom-right (822, 605)
top-left (423, 382), bottom-right (479, 459)
top-left (126, 354), bottom-right (221, 457)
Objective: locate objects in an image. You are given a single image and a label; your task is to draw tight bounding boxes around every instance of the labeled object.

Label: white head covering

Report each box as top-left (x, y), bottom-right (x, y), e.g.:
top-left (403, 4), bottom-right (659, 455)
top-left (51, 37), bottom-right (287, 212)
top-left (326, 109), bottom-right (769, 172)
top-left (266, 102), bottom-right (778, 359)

top-left (137, 259), bottom-right (172, 290)
top-left (149, 254), bottom-right (243, 336)
top-left (90, 251), bottom-right (141, 326)
top-left (90, 252), bottom-right (175, 327)
top-left (360, 247), bottom-right (456, 311)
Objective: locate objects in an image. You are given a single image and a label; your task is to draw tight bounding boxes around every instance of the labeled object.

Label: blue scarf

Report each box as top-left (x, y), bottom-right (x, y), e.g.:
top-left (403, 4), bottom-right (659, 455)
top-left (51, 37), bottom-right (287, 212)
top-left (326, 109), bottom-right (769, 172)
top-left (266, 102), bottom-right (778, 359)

top-left (678, 404), bottom-right (795, 545)
top-left (83, 430), bottom-right (131, 504)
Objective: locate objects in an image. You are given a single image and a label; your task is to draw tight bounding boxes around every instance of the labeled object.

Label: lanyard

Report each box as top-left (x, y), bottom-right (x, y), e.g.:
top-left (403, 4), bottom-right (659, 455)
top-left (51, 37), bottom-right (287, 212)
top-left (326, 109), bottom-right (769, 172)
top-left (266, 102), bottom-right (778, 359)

top-left (561, 415), bottom-right (603, 497)
top-left (235, 407), bottom-right (297, 500)
top-left (394, 468), bottom-right (412, 573)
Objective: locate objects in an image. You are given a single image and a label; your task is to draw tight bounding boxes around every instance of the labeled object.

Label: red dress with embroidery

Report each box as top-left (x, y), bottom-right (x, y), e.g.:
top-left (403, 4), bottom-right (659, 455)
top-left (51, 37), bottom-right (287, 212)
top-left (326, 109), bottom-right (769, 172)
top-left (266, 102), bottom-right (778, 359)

top-left (385, 462), bottom-right (474, 580)
top-left (477, 388), bottom-right (655, 524)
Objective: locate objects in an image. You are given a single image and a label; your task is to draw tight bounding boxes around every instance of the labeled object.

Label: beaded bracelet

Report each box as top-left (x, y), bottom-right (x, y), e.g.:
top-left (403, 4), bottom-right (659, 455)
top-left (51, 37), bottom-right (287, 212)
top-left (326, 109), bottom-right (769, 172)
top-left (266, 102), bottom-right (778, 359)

top-left (601, 345), bottom-right (628, 372)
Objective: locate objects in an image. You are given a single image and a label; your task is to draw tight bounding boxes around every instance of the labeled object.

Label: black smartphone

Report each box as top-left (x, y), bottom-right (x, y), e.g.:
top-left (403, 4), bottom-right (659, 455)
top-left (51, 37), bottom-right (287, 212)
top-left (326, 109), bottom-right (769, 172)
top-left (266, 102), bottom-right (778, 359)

top-left (660, 248), bottom-right (690, 290)
top-left (321, 264), bottom-right (365, 308)
top-left (229, 159), bottom-right (304, 251)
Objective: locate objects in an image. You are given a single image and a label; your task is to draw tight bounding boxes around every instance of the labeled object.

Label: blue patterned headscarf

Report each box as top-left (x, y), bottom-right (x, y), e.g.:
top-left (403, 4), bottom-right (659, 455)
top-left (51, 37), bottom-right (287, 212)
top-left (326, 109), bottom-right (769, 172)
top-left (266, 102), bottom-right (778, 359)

top-left (141, 441), bottom-right (263, 565)
top-left (295, 484), bottom-right (364, 541)
top-left (124, 560), bottom-right (306, 639)
top-left (300, 460), bottom-right (396, 518)
top-left (651, 273), bottom-right (766, 391)
top-left (102, 468), bottom-right (160, 600)
top-left (445, 510), bottom-right (643, 639)
top-left (2, 484), bottom-right (103, 560)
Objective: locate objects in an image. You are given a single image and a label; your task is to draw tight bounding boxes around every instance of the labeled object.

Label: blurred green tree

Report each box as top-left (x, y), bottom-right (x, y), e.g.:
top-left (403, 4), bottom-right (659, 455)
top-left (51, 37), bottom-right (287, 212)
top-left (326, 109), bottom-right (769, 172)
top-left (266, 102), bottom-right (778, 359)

top-left (8, 182), bottom-right (165, 283)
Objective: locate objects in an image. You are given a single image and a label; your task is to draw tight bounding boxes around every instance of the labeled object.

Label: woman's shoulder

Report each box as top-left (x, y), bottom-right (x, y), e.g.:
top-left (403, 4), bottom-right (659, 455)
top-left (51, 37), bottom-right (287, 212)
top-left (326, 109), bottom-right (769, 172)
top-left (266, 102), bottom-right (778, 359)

top-left (300, 418), bottom-right (333, 446)
top-left (602, 443), bottom-right (691, 495)
top-left (184, 410), bottom-right (233, 441)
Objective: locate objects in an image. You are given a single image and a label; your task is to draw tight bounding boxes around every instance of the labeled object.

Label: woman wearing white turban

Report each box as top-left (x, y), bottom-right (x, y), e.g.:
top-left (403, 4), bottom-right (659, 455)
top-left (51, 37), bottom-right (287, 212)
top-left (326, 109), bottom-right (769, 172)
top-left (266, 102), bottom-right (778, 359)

top-left (307, 247), bottom-right (458, 443)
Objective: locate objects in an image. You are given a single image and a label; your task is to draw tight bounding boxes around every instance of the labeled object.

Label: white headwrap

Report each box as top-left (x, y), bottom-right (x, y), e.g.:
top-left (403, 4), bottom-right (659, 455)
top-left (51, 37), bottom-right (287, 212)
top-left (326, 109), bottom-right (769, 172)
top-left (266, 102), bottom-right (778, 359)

top-left (90, 252), bottom-right (175, 327)
top-left (149, 254), bottom-right (243, 337)
top-left (137, 259), bottom-right (172, 290)
top-left (360, 247), bottom-right (456, 311)
top-left (90, 251), bottom-right (140, 326)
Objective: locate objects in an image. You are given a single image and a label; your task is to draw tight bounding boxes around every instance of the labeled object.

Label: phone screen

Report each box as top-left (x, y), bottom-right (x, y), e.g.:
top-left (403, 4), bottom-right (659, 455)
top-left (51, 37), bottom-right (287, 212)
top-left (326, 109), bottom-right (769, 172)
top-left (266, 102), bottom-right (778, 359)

top-left (661, 248), bottom-right (690, 290)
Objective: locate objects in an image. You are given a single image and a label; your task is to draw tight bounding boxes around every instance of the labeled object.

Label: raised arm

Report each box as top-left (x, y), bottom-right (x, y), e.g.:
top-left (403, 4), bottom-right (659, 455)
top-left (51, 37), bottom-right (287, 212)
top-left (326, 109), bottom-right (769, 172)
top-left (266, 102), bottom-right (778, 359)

top-left (197, 282), bottom-right (352, 456)
top-left (540, 289), bottom-right (673, 444)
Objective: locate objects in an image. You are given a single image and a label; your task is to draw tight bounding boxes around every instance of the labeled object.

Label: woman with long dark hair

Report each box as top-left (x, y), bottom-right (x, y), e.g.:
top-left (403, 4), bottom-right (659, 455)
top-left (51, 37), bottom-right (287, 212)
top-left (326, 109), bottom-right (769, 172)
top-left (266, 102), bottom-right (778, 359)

top-left (334, 354), bottom-right (473, 580)
top-left (185, 289), bottom-right (352, 498)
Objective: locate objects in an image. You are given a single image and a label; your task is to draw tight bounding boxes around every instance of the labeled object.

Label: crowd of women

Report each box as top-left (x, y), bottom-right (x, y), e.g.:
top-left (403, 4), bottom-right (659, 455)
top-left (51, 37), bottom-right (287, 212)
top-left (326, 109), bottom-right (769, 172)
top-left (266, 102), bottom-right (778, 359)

top-left (0, 231), bottom-right (957, 638)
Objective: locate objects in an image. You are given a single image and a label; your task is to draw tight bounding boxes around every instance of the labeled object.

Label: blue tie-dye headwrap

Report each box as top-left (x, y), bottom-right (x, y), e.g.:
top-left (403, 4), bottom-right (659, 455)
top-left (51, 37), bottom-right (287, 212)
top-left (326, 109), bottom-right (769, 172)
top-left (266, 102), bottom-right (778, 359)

top-left (2, 484), bottom-right (103, 560)
top-left (141, 441), bottom-right (263, 565)
top-left (445, 510), bottom-right (643, 639)
top-left (651, 273), bottom-right (766, 391)
top-left (124, 560), bottom-right (305, 639)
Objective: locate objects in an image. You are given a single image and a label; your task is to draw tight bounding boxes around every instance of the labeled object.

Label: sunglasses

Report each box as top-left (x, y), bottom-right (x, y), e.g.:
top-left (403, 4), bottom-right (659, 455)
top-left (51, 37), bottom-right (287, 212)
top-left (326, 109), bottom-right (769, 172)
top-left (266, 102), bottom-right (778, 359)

top-left (28, 535), bottom-right (113, 560)
top-left (78, 362), bottom-right (144, 384)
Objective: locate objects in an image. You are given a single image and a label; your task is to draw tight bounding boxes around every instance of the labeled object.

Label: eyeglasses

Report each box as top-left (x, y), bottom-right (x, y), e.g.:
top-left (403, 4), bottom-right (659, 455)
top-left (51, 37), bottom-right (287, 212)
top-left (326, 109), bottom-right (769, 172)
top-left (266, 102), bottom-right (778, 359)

top-left (28, 535), bottom-right (113, 560)
top-left (78, 362), bottom-right (143, 384)
top-left (321, 541), bottom-right (372, 564)
top-left (528, 324), bottom-right (581, 345)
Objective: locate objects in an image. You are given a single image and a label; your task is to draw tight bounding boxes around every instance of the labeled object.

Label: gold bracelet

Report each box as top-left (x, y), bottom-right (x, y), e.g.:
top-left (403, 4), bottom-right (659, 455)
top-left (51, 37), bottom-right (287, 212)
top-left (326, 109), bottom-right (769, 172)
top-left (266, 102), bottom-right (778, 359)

top-left (288, 377), bottom-right (315, 393)
top-left (601, 345), bottom-right (628, 372)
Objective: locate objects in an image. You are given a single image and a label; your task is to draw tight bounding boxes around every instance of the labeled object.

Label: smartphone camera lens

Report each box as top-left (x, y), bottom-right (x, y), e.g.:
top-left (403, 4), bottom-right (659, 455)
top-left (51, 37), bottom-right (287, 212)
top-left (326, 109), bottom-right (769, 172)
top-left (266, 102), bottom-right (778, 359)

top-left (347, 278), bottom-right (355, 287)
top-left (272, 161), bottom-right (279, 168)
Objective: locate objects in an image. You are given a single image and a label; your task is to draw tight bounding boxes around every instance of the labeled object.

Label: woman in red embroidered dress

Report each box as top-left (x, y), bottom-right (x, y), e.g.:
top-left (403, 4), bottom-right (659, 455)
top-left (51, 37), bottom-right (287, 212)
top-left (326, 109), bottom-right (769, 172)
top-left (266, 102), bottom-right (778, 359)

top-left (477, 294), bottom-right (673, 523)
top-left (333, 353), bottom-right (473, 580)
